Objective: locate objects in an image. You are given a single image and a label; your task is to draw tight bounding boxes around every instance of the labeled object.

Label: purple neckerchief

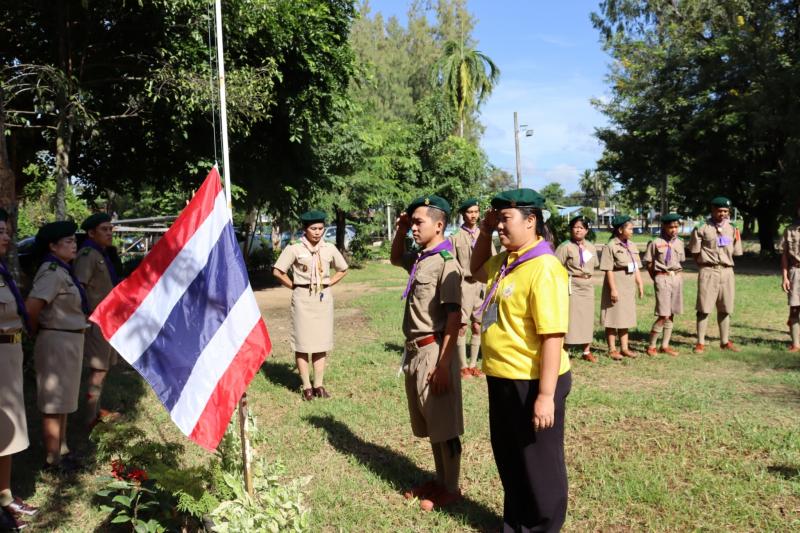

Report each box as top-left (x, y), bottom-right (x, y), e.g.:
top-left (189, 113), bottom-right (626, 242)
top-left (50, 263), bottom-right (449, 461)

top-left (461, 225), bottom-right (479, 248)
top-left (661, 235), bottom-right (677, 264)
top-left (0, 260), bottom-right (31, 333)
top-left (619, 239), bottom-right (637, 265)
top-left (401, 240), bottom-right (455, 299)
top-left (711, 218), bottom-right (733, 247)
top-left (571, 239), bottom-right (585, 267)
top-left (478, 239), bottom-right (554, 315)
top-left (44, 254), bottom-right (89, 315)
top-left (81, 238), bottom-right (119, 285)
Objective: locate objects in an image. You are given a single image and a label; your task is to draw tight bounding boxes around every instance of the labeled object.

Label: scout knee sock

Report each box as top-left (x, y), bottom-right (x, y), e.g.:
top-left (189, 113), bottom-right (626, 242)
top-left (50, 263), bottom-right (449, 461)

top-left (468, 334), bottom-right (481, 367)
top-left (431, 441), bottom-right (444, 485)
top-left (85, 384), bottom-right (103, 424)
top-left (718, 313), bottom-right (731, 345)
top-left (441, 438), bottom-right (462, 493)
top-left (697, 313), bottom-right (709, 345)
top-left (661, 319), bottom-right (674, 348)
top-left (312, 355), bottom-right (325, 388)
top-left (295, 355), bottom-right (312, 389)
top-left (649, 321), bottom-right (664, 348)
top-left (457, 336), bottom-right (467, 368)
top-left (790, 313), bottom-right (800, 346)
top-left (0, 489), bottom-right (12, 507)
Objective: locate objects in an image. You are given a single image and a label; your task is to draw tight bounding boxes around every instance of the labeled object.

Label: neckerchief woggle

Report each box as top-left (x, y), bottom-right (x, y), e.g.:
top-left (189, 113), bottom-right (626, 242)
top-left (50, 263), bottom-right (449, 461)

top-left (660, 235), bottom-right (677, 264)
top-left (711, 217), bottom-right (734, 247)
top-left (0, 260), bottom-right (31, 332)
top-left (461, 224), bottom-right (478, 248)
top-left (44, 254), bottom-right (89, 315)
top-left (300, 236), bottom-right (325, 294)
top-left (80, 238), bottom-right (120, 285)
top-left (477, 239), bottom-right (554, 316)
top-left (401, 239), bottom-right (454, 299)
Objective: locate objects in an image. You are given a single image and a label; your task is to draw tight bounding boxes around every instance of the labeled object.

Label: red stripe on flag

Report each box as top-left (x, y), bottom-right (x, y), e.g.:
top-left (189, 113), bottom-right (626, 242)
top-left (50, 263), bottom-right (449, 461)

top-left (91, 168), bottom-right (223, 339)
top-left (188, 319), bottom-right (272, 451)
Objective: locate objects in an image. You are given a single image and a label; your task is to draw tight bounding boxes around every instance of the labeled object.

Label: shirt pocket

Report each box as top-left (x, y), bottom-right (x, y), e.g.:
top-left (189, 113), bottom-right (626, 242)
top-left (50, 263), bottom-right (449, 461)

top-left (0, 288), bottom-right (17, 320)
top-left (413, 270), bottom-right (438, 301)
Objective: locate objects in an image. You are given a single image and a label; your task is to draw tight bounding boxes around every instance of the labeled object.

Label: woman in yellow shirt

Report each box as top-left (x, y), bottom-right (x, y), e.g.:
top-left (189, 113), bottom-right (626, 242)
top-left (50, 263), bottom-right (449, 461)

top-left (471, 188), bottom-right (572, 533)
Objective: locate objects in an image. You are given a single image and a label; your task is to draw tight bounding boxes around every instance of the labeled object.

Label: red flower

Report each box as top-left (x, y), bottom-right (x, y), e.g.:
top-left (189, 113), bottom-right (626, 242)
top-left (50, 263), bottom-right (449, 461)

top-left (110, 459), bottom-right (127, 480)
top-left (127, 469), bottom-right (148, 482)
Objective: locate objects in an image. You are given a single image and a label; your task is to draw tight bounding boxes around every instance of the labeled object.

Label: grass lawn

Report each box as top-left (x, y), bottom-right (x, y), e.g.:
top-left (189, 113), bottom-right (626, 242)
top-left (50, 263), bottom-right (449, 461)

top-left (11, 259), bottom-right (800, 531)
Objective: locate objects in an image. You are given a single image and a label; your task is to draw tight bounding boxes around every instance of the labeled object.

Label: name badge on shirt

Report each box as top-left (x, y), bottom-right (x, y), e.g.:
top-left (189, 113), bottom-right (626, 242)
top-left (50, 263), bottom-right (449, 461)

top-left (627, 262), bottom-right (637, 273)
top-left (482, 302), bottom-right (498, 333)
top-left (581, 250), bottom-right (593, 263)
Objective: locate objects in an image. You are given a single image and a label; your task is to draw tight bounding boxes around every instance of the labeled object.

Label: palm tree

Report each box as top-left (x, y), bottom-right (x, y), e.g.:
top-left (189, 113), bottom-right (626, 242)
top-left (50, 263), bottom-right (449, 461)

top-left (432, 39), bottom-right (500, 137)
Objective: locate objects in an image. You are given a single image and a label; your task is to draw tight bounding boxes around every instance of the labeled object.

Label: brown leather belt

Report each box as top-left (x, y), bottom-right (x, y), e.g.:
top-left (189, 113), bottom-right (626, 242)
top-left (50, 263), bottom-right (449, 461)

top-left (700, 264), bottom-right (732, 270)
top-left (574, 274), bottom-right (592, 279)
top-left (406, 334), bottom-right (437, 351)
top-left (40, 327), bottom-right (87, 334)
top-left (654, 271), bottom-right (680, 276)
top-left (294, 284), bottom-right (330, 289)
top-left (0, 332), bottom-right (22, 344)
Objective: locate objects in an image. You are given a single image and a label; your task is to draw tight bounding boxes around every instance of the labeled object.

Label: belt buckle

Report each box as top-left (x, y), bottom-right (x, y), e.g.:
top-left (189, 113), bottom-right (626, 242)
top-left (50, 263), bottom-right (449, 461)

top-left (405, 339), bottom-right (417, 352)
top-left (668, 271), bottom-right (675, 277)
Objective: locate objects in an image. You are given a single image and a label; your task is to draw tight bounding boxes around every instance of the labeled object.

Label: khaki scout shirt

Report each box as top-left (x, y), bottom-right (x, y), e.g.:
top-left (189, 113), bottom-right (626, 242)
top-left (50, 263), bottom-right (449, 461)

top-left (450, 227), bottom-right (496, 278)
top-left (689, 220), bottom-right (743, 267)
top-left (0, 283), bottom-right (24, 333)
top-left (273, 241), bottom-right (348, 284)
top-left (643, 237), bottom-right (685, 272)
top-left (74, 246), bottom-right (114, 311)
top-left (781, 223), bottom-right (800, 265)
top-left (599, 237), bottom-right (642, 271)
top-left (29, 262), bottom-right (88, 330)
top-left (402, 246), bottom-right (462, 338)
top-left (555, 240), bottom-right (598, 277)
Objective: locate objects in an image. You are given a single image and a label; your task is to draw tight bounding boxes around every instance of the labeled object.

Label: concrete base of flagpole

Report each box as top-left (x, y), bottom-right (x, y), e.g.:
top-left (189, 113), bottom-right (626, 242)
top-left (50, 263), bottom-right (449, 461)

top-left (238, 393), bottom-right (254, 496)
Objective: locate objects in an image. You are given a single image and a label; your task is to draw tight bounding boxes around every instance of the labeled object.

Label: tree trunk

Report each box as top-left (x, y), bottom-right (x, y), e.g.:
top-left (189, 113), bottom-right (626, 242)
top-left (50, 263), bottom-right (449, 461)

top-left (0, 87), bottom-right (21, 278)
top-left (335, 207), bottom-right (346, 251)
top-left (54, 105), bottom-right (73, 220)
top-left (756, 208), bottom-right (778, 257)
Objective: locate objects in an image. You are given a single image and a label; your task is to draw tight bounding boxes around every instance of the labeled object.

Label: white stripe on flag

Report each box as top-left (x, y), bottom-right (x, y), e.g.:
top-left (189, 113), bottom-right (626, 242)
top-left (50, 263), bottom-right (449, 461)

top-left (110, 190), bottom-right (229, 363)
top-left (169, 285), bottom-right (262, 436)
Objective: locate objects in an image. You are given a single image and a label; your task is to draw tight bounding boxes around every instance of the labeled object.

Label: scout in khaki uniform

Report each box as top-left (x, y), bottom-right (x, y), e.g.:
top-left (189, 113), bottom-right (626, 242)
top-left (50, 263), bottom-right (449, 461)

top-left (689, 196), bottom-right (743, 354)
top-left (390, 195), bottom-right (463, 512)
top-left (25, 221), bottom-right (88, 472)
top-left (75, 213), bottom-right (120, 428)
top-left (0, 209), bottom-right (39, 530)
top-left (780, 199), bottom-right (800, 352)
top-left (273, 210), bottom-right (348, 401)
top-left (643, 213), bottom-right (685, 356)
top-left (449, 198), bottom-right (495, 378)
top-left (600, 215), bottom-right (644, 360)
top-left (555, 215), bottom-right (599, 361)
top-left (471, 189), bottom-right (572, 533)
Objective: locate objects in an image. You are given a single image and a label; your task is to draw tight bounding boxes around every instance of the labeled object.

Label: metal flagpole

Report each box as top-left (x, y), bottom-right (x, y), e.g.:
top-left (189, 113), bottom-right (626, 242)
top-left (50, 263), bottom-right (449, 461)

top-left (214, 0), bottom-right (253, 496)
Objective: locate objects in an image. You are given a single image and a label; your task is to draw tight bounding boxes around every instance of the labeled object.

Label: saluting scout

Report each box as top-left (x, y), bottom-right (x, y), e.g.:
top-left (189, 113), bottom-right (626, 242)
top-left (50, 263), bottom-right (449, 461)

top-left (449, 198), bottom-right (495, 377)
top-left (273, 210), bottom-right (348, 401)
top-left (0, 209), bottom-right (39, 530)
top-left (689, 196), bottom-right (743, 354)
top-left (600, 215), bottom-right (644, 360)
top-left (25, 221), bottom-right (89, 473)
top-left (75, 213), bottom-right (120, 428)
top-left (643, 213), bottom-right (686, 356)
top-left (390, 195), bottom-right (463, 512)
top-left (555, 215), bottom-right (599, 361)
top-left (780, 199), bottom-right (800, 352)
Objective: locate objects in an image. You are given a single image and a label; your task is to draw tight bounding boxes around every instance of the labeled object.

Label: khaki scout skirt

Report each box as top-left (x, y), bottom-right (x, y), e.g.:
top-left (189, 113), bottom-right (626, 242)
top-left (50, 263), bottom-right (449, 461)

top-left (0, 344), bottom-right (29, 456)
top-left (653, 272), bottom-right (684, 316)
top-left (566, 276), bottom-right (595, 345)
top-left (696, 266), bottom-right (735, 314)
top-left (35, 330), bottom-right (84, 414)
top-left (601, 270), bottom-right (637, 329)
top-left (403, 341), bottom-right (463, 443)
top-left (84, 322), bottom-right (118, 370)
top-left (291, 286), bottom-right (334, 353)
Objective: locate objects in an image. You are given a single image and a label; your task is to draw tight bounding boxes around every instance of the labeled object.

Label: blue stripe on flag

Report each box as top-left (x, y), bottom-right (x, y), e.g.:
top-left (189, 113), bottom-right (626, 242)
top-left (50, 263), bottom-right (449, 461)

top-left (132, 222), bottom-right (249, 411)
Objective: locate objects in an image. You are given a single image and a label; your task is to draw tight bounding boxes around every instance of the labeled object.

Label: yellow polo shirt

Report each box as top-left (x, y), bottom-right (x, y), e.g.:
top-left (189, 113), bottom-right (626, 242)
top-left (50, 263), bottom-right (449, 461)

top-left (481, 238), bottom-right (571, 380)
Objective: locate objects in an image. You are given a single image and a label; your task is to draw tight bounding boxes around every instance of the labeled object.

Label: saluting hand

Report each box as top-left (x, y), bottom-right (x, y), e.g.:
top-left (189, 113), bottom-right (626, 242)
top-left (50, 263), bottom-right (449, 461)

top-left (533, 394), bottom-right (555, 431)
top-left (428, 364), bottom-right (450, 395)
top-left (480, 209), bottom-right (498, 234)
top-left (395, 213), bottom-right (411, 233)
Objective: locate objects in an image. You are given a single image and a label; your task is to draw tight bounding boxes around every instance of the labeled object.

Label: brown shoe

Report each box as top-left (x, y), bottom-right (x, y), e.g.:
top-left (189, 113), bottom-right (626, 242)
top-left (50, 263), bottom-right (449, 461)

top-left (621, 350), bottom-right (638, 359)
top-left (789, 345), bottom-right (800, 353)
top-left (693, 344), bottom-right (705, 354)
top-left (0, 506), bottom-right (27, 531)
top-left (5, 497), bottom-right (38, 517)
top-left (460, 368), bottom-right (473, 379)
top-left (301, 388), bottom-right (315, 401)
top-left (645, 347), bottom-right (658, 357)
top-left (581, 352), bottom-right (597, 363)
top-left (720, 341), bottom-right (741, 352)
top-left (420, 488), bottom-right (462, 511)
top-left (469, 367), bottom-right (484, 377)
top-left (608, 350), bottom-right (623, 361)
top-left (659, 347), bottom-right (680, 356)
top-left (403, 480), bottom-right (440, 500)
top-left (313, 386), bottom-right (330, 399)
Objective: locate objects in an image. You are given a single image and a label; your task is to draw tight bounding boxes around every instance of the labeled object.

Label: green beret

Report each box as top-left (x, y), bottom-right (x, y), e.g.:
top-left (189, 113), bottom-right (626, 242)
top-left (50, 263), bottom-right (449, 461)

top-left (81, 212), bottom-right (112, 231)
top-left (458, 198), bottom-right (479, 212)
top-left (36, 220), bottom-right (78, 247)
top-left (568, 215), bottom-right (590, 228)
top-left (0, 208), bottom-right (8, 223)
top-left (406, 195), bottom-right (451, 216)
top-left (661, 213), bottom-right (681, 223)
top-left (490, 188), bottom-right (546, 209)
top-left (299, 210), bottom-right (327, 225)
top-left (611, 215), bottom-right (632, 229)
top-left (710, 196), bottom-right (732, 208)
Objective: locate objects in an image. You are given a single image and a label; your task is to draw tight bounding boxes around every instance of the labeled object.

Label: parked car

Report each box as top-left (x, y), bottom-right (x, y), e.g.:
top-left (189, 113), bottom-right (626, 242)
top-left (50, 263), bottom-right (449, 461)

top-left (323, 225), bottom-right (356, 249)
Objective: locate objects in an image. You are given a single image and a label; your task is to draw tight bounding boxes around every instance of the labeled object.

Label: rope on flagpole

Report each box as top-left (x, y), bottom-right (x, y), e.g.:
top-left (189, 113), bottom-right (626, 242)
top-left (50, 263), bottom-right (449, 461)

top-left (206, 0), bottom-right (219, 167)
top-left (213, 0), bottom-right (253, 497)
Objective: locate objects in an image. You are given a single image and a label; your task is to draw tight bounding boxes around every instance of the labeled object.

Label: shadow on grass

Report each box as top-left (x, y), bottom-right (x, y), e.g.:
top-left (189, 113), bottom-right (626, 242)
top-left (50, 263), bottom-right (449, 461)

top-left (305, 414), bottom-right (500, 530)
top-left (260, 359), bottom-right (299, 392)
top-left (767, 465), bottom-right (800, 481)
top-left (382, 341), bottom-right (404, 354)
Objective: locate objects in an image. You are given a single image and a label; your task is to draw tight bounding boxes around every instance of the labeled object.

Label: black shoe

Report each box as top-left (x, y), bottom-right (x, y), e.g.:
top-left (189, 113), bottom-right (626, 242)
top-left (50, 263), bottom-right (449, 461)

top-left (0, 506), bottom-right (27, 531)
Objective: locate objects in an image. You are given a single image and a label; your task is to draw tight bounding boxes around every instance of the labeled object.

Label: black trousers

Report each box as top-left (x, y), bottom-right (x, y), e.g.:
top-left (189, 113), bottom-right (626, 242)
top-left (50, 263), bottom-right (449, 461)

top-left (487, 371), bottom-right (572, 533)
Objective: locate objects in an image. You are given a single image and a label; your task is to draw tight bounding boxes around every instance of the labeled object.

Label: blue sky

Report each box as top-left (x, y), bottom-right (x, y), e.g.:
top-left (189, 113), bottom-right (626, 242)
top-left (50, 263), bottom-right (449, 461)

top-left (368, 0), bottom-right (611, 193)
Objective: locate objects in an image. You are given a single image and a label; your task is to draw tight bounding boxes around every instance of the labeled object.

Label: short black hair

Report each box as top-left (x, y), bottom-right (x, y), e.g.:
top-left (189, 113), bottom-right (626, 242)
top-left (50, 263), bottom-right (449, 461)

top-left (426, 206), bottom-right (447, 225)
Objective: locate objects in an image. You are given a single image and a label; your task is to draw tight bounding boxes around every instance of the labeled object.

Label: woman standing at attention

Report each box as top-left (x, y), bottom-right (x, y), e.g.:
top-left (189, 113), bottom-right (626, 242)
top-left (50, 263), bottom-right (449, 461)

top-left (273, 211), bottom-right (348, 401)
top-left (470, 188), bottom-right (572, 533)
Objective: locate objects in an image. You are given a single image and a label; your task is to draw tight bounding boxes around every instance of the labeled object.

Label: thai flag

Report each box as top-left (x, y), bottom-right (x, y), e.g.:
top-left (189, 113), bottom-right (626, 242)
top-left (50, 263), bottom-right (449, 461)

top-left (90, 168), bottom-right (271, 450)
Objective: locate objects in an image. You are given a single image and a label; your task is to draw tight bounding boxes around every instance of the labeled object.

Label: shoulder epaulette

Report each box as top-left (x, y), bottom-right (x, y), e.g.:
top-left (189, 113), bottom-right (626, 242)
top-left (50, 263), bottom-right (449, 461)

top-left (80, 247), bottom-right (91, 256)
top-left (48, 262), bottom-right (58, 271)
top-left (440, 250), bottom-right (453, 261)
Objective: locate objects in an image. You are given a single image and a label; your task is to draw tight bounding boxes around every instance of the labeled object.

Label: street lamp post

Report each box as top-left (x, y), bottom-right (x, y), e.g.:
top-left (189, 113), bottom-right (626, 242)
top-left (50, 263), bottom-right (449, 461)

top-left (513, 111), bottom-right (533, 189)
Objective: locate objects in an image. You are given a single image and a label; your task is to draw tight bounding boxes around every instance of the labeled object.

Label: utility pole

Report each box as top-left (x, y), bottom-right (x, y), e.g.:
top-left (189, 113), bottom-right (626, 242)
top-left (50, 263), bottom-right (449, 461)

top-left (514, 111), bottom-right (522, 189)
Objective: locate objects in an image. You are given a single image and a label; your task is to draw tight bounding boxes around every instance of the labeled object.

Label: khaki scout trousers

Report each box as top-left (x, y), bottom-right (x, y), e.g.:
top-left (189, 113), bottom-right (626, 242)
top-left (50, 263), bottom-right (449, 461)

top-left (696, 266), bottom-right (735, 314)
